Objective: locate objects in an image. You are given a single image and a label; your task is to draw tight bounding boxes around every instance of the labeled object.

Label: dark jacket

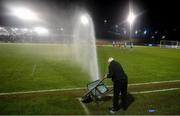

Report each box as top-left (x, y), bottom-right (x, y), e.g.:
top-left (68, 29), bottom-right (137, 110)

top-left (107, 60), bottom-right (128, 82)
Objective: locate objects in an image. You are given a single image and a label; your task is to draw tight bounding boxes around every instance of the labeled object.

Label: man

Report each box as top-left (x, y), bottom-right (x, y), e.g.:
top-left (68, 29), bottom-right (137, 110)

top-left (112, 41), bottom-right (115, 47)
top-left (106, 57), bottom-right (128, 114)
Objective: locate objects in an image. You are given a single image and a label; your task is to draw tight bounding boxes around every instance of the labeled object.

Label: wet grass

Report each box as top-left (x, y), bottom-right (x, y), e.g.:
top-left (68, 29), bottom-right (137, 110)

top-left (0, 43), bottom-right (179, 114)
top-left (0, 82), bottom-right (179, 115)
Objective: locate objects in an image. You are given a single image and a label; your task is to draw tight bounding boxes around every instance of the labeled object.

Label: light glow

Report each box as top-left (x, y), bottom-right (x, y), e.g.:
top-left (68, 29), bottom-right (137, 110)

top-left (127, 11), bottom-right (136, 26)
top-left (33, 27), bottom-right (49, 35)
top-left (144, 30), bottom-right (147, 35)
top-left (12, 7), bottom-right (38, 21)
top-left (80, 15), bottom-right (89, 25)
top-left (60, 28), bottom-right (64, 31)
top-left (21, 28), bottom-right (29, 32)
top-left (135, 30), bottom-right (138, 34)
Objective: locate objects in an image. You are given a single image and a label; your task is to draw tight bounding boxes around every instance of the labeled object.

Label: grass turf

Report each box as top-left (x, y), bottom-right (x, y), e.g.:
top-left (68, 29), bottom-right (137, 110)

top-left (0, 83), bottom-right (180, 115)
top-left (0, 43), bottom-right (179, 114)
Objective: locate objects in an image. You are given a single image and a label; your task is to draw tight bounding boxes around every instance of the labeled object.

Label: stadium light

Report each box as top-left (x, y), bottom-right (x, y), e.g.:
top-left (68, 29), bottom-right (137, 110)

top-left (80, 15), bottom-right (89, 25)
top-left (144, 30), bottom-right (147, 35)
top-left (33, 27), bottom-right (49, 35)
top-left (12, 7), bottom-right (39, 21)
top-left (127, 11), bottom-right (136, 26)
top-left (135, 30), bottom-right (138, 34)
top-left (104, 19), bottom-right (107, 23)
top-left (162, 35), bottom-right (166, 39)
top-left (21, 28), bottom-right (29, 32)
top-left (126, 5), bottom-right (136, 41)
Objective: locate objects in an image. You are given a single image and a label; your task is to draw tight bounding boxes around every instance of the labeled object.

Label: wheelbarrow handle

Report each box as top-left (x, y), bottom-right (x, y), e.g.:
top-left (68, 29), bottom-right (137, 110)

top-left (101, 75), bottom-right (108, 82)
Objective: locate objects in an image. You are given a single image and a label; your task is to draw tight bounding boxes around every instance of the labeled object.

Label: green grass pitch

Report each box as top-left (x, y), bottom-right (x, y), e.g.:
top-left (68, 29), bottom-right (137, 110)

top-left (0, 43), bottom-right (179, 114)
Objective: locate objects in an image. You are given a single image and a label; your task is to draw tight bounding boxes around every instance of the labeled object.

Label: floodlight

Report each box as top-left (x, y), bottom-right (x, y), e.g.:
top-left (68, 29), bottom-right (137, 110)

top-left (162, 35), bottom-right (166, 39)
top-left (127, 12), bottom-right (136, 26)
top-left (22, 28), bottom-right (28, 32)
top-left (33, 27), bottom-right (49, 35)
top-left (12, 28), bottom-right (19, 31)
top-left (104, 19), bottom-right (107, 23)
top-left (12, 7), bottom-right (38, 21)
top-left (144, 30), bottom-right (147, 35)
top-left (80, 15), bottom-right (89, 25)
top-left (135, 30), bottom-right (138, 34)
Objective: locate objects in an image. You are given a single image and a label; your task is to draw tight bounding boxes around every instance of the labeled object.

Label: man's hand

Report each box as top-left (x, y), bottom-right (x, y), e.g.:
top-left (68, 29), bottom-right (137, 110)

top-left (104, 74), bottom-right (108, 79)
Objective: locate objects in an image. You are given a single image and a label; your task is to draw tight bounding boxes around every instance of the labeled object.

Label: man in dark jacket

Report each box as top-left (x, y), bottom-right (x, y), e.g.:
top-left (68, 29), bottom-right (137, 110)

top-left (106, 57), bottom-right (128, 114)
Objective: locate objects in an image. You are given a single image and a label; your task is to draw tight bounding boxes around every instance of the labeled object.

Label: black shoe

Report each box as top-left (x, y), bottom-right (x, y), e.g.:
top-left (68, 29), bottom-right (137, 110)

top-left (108, 107), bottom-right (119, 114)
top-left (108, 107), bottom-right (116, 114)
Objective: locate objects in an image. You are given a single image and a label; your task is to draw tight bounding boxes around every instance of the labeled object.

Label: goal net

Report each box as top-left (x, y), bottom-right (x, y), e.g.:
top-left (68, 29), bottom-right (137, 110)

top-left (178, 41), bottom-right (180, 49)
top-left (160, 40), bottom-right (179, 49)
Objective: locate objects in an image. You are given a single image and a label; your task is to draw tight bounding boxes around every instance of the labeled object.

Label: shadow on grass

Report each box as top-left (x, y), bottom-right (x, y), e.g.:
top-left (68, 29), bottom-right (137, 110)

top-left (99, 96), bottom-right (112, 102)
top-left (101, 93), bottom-right (135, 110)
top-left (101, 93), bottom-right (135, 106)
top-left (82, 93), bottom-right (135, 110)
top-left (124, 93), bottom-right (135, 110)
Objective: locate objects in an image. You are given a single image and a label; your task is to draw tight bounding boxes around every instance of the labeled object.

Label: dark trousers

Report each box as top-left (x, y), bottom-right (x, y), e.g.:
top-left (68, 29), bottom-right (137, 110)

top-left (113, 80), bottom-right (127, 110)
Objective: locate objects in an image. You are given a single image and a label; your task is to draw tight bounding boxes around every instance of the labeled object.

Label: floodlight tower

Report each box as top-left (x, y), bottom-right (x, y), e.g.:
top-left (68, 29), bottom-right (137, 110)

top-left (127, 6), bottom-right (136, 42)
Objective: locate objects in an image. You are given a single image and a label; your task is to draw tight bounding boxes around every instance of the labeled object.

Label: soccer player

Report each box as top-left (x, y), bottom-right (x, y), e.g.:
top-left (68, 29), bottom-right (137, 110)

top-left (112, 41), bottom-right (115, 47)
top-left (106, 57), bottom-right (128, 114)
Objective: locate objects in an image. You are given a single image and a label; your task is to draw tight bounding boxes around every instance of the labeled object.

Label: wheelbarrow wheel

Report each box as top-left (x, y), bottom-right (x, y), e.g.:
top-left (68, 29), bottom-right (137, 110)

top-left (81, 94), bottom-right (93, 103)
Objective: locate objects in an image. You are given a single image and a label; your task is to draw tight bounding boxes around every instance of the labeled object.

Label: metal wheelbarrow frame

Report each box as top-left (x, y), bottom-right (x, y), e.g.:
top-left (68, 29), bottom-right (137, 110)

top-left (81, 78), bottom-right (109, 103)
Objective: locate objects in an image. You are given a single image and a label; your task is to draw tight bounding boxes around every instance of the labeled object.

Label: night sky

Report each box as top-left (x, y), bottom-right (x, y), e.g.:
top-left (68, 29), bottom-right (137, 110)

top-left (0, 0), bottom-right (180, 40)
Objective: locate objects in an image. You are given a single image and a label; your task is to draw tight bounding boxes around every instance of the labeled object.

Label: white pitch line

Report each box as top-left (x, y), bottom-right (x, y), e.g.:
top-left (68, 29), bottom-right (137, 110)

top-left (77, 98), bottom-right (90, 115)
top-left (129, 79), bottom-right (180, 86)
top-left (31, 64), bottom-right (37, 76)
top-left (0, 87), bottom-right (85, 96)
top-left (106, 79), bottom-right (180, 88)
top-left (131, 87), bottom-right (180, 94)
top-left (108, 87), bottom-right (180, 96)
top-left (0, 80), bottom-right (180, 96)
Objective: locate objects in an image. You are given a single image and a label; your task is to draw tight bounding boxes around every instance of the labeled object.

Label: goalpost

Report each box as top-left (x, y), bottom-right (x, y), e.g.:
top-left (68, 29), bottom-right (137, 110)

top-left (160, 40), bottom-right (179, 49)
top-left (124, 41), bottom-right (133, 48)
top-left (178, 41), bottom-right (180, 49)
